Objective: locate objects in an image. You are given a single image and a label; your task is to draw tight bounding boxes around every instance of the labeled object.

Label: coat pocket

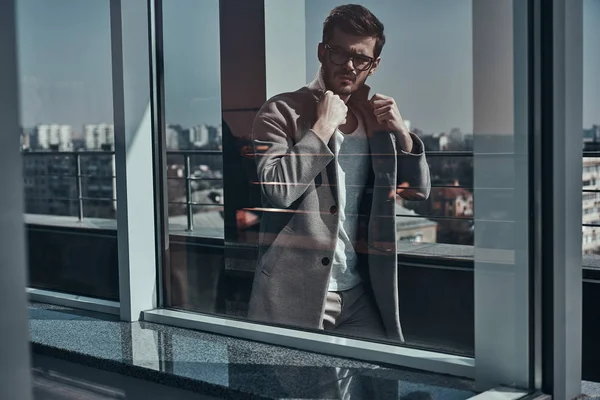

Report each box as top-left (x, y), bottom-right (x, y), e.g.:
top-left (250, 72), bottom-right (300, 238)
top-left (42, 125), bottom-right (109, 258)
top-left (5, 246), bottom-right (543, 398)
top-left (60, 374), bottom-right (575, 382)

top-left (259, 225), bottom-right (294, 276)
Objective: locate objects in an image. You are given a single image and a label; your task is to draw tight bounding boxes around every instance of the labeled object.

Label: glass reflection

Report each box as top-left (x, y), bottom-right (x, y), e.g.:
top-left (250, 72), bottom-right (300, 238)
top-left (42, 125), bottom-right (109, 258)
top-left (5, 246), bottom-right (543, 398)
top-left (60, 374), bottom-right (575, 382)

top-left (162, 0), bottom-right (477, 354)
top-left (247, 4), bottom-right (430, 343)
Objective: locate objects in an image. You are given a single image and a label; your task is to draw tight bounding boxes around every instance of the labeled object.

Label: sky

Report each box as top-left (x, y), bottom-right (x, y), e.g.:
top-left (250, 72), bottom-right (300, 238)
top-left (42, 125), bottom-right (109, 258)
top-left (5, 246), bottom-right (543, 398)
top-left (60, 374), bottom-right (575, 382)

top-left (15, 0), bottom-right (600, 134)
top-left (305, 0), bottom-right (473, 133)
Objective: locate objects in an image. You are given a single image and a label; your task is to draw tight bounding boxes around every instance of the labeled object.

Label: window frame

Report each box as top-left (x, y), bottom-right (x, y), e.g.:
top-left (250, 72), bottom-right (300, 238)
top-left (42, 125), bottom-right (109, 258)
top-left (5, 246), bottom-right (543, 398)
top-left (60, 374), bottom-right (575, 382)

top-left (18, 0), bottom-right (585, 397)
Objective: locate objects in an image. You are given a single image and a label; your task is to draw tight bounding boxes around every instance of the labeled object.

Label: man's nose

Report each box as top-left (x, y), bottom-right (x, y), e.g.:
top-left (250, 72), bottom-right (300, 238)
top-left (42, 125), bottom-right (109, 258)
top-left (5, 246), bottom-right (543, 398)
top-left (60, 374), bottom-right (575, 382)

top-left (343, 57), bottom-right (356, 71)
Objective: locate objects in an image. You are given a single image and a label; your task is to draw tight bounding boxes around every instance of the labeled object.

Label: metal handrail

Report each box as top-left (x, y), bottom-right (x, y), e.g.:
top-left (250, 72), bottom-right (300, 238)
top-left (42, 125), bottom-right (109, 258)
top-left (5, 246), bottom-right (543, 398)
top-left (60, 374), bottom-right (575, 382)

top-left (166, 149), bottom-right (223, 155)
top-left (24, 194), bottom-right (115, 202)
top-left (22, 150), bottom-right (114, 156)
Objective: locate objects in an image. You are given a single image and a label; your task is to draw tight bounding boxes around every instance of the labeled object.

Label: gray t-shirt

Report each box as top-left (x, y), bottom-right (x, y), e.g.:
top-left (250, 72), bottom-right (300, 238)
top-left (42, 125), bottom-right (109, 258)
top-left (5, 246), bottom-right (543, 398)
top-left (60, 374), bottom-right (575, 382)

top-left (328, 116), bottom-right (370, 291)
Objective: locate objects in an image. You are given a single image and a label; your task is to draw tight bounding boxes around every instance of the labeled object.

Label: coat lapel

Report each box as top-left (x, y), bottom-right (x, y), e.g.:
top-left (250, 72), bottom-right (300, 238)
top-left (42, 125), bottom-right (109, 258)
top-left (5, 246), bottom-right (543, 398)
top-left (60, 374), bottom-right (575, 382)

top-left (310, 69), bottom-right (402, 341)
top-left (307, 67), bottom-right (399, 254)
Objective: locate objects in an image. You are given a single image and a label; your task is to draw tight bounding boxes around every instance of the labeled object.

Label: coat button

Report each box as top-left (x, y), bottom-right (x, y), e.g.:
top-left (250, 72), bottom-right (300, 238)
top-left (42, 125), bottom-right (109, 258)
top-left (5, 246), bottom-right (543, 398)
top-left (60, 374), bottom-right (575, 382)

top-left (321, 257), bottom-right (330, 266)
top-left (329, 205), bottom-right (338, 215)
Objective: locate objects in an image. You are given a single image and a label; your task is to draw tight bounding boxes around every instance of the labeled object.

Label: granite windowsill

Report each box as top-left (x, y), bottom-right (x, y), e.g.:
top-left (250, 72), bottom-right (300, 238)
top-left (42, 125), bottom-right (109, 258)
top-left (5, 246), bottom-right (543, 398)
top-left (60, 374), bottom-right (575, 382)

top-left (29, 302), bottom-right (478, 400)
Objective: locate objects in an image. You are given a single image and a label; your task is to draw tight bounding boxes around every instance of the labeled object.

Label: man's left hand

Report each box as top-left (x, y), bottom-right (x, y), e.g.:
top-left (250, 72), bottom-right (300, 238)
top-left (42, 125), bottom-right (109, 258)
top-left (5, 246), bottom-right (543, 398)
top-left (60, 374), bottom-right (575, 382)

top-left (370, 93), bottom-right (413, 153)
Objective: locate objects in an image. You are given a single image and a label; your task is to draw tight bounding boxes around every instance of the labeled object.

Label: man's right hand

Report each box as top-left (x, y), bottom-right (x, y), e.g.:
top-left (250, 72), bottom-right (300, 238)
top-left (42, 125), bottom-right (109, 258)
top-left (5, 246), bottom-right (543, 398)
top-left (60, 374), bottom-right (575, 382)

top-left (312, 90), bottom-right (347, 143)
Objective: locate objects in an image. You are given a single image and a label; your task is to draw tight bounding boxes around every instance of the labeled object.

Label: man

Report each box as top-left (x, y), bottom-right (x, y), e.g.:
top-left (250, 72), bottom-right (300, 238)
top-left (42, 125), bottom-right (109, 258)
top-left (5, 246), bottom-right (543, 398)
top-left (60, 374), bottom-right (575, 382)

top-left (248, 4), bottom-right (430, 342)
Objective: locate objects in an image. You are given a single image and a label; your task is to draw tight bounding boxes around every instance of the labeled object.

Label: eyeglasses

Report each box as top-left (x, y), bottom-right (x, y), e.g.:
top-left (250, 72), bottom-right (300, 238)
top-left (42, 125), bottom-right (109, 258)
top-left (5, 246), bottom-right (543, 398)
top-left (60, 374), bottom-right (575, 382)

top-left (324, 43), bottom-right (375, 71)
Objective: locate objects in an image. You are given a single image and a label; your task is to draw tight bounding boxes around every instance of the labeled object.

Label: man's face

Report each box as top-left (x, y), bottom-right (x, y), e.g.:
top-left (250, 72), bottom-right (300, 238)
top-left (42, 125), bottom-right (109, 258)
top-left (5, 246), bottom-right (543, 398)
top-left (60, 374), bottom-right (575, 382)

top-left (318, 27), bottom-right (380, 97)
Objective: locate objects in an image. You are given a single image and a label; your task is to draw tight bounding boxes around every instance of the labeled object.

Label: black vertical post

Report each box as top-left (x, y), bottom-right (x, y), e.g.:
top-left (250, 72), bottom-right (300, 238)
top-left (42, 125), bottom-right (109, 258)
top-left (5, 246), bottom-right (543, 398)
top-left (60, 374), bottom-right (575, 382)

top-left (185, 153), bottom-right (194, 231)
top-left (148, 0), bottom-right (171, 307)
top-left (75, 153), bottom-right (84, 221)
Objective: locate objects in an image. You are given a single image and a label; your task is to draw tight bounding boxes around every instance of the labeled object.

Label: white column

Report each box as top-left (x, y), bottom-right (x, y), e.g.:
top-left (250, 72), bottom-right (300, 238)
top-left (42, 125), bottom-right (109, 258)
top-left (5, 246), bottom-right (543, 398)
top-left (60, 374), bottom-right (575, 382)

top-left (0, 0), bottom-right (33, 399)
top-left (472, 0), bottom-right (530, 391)
top-left (111, 0), bottom-right (158, 321)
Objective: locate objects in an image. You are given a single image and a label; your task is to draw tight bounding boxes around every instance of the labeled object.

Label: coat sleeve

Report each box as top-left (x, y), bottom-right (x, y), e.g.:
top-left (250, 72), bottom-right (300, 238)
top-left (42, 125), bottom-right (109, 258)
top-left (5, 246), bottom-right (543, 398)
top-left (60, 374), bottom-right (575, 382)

top-left (396, 132), bottom-right (431, 200)
top-left (252, 99), bottom-right (335, 209)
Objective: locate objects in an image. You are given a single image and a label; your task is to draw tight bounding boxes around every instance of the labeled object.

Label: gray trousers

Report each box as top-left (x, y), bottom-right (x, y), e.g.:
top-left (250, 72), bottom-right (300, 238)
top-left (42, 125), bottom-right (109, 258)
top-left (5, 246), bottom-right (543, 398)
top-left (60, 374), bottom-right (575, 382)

top-left (321, 282), bottom-right (387, 340)
top-left (273, 283), bottom-right (397, 399)
top-left (320, 283), bottom-right (394, 399)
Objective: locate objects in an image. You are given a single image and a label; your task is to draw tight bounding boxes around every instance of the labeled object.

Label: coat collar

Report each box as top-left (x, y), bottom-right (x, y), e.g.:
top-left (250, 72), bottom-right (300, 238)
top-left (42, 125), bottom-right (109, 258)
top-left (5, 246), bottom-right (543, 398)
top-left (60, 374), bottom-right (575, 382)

top-left (307, 67), bottom-right (391, 139)
top-left (307, 67), bottom-right (396, 161)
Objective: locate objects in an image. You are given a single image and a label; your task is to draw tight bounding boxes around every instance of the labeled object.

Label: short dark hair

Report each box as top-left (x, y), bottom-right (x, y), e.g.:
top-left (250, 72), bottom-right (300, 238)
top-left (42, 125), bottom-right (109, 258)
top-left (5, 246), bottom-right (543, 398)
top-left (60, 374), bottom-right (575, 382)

top-left (322, 4), bottom-right (386, 58)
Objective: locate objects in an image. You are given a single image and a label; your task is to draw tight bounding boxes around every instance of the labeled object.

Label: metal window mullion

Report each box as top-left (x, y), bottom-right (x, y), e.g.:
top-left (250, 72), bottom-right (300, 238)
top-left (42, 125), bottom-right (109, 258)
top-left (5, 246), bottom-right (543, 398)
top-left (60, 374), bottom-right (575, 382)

top-left (537, 0), bottom-right (583, 398)
top-left (148, 0), bottom-right (171, 309)
top-left (184, 154), bottom-right (194, 231)
top-left (472, 0), bottom-right (531, 391)
top-left (0, 0), bottom-right (33, 398)
top-left (111, 0), bottom-right (158, 322)
top-left (75, 153), bottom-right (84, 221)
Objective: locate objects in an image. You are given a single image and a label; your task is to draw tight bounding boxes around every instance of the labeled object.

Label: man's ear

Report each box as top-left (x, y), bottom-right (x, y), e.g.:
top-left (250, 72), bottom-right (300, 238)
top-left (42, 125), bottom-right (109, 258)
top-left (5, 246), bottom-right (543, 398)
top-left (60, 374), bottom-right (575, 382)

top-left (369, 57), bottom-right (381, 75)
top-left (317, 42), bottom-right (325, 63)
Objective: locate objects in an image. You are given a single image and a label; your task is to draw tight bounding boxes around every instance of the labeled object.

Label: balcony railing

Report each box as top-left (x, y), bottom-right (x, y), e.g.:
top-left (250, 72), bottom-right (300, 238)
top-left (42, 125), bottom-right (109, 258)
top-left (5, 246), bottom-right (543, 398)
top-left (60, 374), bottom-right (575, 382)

top-left (21, 149), bottom-right (224, 230)
top-left (19, 149), bottom-right (547, 237)
top-left (22, 150), bottom-right (115, 221)
top-left (18, 149), bottom-right (482, 232)
top-left (165, 149), bottom-right (223, 231)
top-left (582, 151), bottom-right (600, 229)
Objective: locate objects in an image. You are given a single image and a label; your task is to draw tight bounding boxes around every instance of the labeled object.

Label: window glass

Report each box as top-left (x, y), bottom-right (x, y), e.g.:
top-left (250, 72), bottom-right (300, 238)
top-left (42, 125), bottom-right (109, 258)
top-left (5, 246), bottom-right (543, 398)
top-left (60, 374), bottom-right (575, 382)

top-left (160, 2), bottom-right (529, 377)
top-left (582, 0), bottom-right (600, 259)
top-left (17, 0), bottom-right (118, 300)
top-left (163, 0), bottom-right (223, 239)
top-left (582, 0), bottom-right (600, 385)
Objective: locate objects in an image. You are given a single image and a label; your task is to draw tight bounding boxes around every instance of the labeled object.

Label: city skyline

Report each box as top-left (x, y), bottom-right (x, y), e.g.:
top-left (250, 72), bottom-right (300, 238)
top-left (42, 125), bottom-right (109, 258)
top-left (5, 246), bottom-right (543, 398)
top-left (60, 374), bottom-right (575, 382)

top-left (20, 122), bottom-right (225, 153)
top-left (19, 120), bottom-right (600, 139)
top-left (19, 122), bottom-right (224, 136)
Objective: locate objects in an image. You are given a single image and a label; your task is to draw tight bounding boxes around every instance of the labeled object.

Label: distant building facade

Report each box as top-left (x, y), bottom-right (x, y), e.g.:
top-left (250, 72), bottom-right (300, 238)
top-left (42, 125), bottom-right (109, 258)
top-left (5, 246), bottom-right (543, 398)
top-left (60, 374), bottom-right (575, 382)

top-left (582, 157), bottom-right (600, 254)
top-left (23, 153), bottom-right (78, 216)
top-left (190, 124), bottom-right (210, 148)
top-left (84, 123), bottom-right (114, 151)
top-left (34, 124), bottom-right (73, 151)
top-left (22, 123), bottom-right (116, 218)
